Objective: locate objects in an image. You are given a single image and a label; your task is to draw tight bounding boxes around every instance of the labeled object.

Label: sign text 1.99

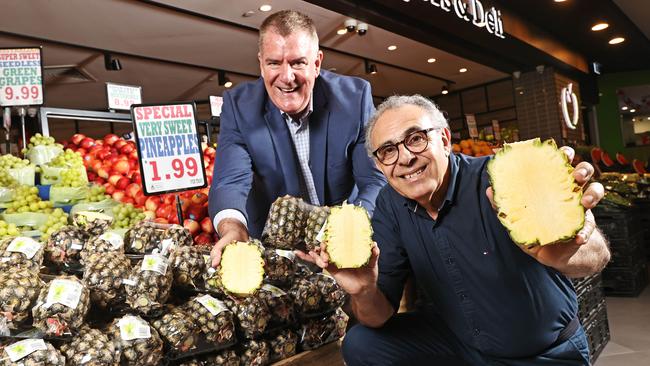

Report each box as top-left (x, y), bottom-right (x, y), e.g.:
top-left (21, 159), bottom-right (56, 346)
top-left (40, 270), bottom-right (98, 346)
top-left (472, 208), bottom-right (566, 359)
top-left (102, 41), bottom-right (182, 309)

top-left (148, 157), bottom-right (199, 181)
top-left (4, 86), bottom-right (39, 101)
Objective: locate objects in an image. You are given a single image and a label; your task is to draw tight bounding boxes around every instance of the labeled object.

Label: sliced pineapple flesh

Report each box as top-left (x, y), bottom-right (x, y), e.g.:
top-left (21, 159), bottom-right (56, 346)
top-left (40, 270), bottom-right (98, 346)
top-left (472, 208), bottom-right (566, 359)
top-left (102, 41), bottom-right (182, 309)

top-left (219, 241), bottom-right (265, 296)
top-left (488, 138), bottom-right (584, 246)
top-left (325, 203), bottom-right (373, 268)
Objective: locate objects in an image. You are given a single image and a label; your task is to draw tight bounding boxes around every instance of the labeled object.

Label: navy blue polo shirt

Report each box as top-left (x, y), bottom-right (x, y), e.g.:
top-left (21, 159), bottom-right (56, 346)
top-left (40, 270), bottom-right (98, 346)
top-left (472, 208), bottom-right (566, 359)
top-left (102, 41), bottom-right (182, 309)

top-left (372, 153), bottom-right (578, 359)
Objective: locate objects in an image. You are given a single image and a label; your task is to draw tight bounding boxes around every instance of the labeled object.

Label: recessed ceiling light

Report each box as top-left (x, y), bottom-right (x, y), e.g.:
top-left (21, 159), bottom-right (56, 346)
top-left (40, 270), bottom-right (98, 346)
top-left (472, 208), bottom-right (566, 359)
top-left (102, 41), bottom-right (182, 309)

top-left (459, 67), bottom-right (468, 73)
top-left (337, 29), bottom-right (347, 35)
top-left (632, 118), bottom-right (636, 122)
top-left (622, 106), bottom-right (628, 111)
top-left (554, 0), bottom-right (566, 2)
top-left (242, 10), bottom-right (255, 17)
top-left (427, 58), bottom-right (436, 63)
top-left (259, 4), bottom-right (272, 12)
top-left (387, 45), bottom-right (397, 51)
top-left (224, 81), bottom-right (233, 88)
top-left (591, 23), bottom-right (609, 31)
top-left (647, 117), bottom-right (650, 120)
top-left (630, 108), bottom-right (636, 113)
top-left (609, 37), bottom-right (625, 45)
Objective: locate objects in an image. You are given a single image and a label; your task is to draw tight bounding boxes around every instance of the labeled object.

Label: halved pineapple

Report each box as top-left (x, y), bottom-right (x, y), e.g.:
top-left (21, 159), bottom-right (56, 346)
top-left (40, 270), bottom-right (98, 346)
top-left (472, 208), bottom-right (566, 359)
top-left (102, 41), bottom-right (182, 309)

top-left (488, 138), bottom-right (584, 246)
top-left (218, 240), bottom-right (265, 296)
top-left (324, 203), bottom-right (373, 268)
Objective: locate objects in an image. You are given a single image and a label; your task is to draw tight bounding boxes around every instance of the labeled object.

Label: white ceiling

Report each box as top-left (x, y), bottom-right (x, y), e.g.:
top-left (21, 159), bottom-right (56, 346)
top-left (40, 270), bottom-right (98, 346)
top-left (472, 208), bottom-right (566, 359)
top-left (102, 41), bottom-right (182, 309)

top-left (0, 0), bottom-right (507, 118)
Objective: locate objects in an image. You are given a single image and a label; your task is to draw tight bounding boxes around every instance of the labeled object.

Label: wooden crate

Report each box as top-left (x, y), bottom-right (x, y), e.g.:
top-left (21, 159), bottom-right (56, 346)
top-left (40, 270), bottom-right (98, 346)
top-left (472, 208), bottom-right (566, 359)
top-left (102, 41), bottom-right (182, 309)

top-left (272, 340), bottom-right (344, 366)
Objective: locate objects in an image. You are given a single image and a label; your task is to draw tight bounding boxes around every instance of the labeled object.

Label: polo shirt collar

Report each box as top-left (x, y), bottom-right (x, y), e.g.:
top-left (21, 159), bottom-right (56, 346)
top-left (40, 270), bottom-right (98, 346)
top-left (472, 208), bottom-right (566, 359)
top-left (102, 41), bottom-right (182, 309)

top-left (401, 153), bottom-right (460, 216)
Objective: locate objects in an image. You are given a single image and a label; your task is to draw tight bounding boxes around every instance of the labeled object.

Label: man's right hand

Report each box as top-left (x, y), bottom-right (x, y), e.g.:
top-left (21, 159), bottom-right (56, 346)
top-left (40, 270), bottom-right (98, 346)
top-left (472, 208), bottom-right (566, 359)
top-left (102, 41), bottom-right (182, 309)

top-left (211, 219), bottom-right (249, 268)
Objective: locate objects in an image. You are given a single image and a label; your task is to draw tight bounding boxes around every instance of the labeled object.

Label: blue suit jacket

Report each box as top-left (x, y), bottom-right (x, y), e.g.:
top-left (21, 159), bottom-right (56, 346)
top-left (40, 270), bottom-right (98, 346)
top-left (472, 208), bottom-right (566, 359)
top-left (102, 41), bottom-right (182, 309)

top-left (208, 70), bottom-right (386, 238)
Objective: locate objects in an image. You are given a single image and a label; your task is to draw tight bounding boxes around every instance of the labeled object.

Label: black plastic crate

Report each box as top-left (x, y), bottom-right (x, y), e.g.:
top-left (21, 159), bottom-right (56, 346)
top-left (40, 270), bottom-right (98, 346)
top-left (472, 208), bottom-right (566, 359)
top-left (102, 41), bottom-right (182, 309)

top-left (583, 301), bottom-right (610, 364)
top-left (576, 277), bottom-right (604, 324)
top-left (607, 233), bottom-right (647, 270)
top-left (594, 207), bottom-right (644, 240)
top-left (602, 263), bottom-right (649, 297)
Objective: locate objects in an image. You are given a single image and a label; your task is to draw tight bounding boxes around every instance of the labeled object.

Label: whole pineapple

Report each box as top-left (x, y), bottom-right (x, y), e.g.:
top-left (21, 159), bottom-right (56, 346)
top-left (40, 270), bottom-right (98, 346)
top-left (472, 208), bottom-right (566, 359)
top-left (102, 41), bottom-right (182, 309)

top-left (240, 339), bottom-right (270, 366)
top-left (60, 326), bottom-right (120, 365)
top-left (204, 350), bottom-right (240, 366)
top-left (263, 248), bottom-right (296, 287)
top-left (125, 255), bottom-right (173, 316)
top-left (178, 360), bottom-right (202, 366)
top-left (72, 211), bottom-right (113, 236)
top-left (45, 225), bottom-right (90, 265)
top-left (0, 237), bottom-right (44, 271)
top-left (0, 339), bottom-right (65, 366)
top-left (169, 245), bottom-right (207, 289)
top-left (150, 306), bottom-right (199, 353)
top-left (83, 252), bottom-right (131, 308)
top-left (32, 275), bottom-right (90, 336)
top-left (262, 195), bottom-right (308, 249)
top-left (268, 329), bottom-right (299, 362)
top-left (181, 294), bottom-right (236, 347)
top-left (300, 307), bottom-right (349, 350)
top-left (162, 224), bottom-right (193, 247)
top-left (288, 277), bottom-right (322, 315)
top-left (309, 273), bottom-right (347, 311)
top-left (257, 284), bottom-right (294, 325)
top-left (123, 221), bottom-right (165, 254)
top-left (109, 314), bottom-right (164, 366)
top-left (304, 205), bottom-right (330, 251)
top-left (0, 267), bottom-right (43, 329)
top-left (80, 232), bottom-right (124, 265)
top-left (223, 296), bottom-right (271, 339)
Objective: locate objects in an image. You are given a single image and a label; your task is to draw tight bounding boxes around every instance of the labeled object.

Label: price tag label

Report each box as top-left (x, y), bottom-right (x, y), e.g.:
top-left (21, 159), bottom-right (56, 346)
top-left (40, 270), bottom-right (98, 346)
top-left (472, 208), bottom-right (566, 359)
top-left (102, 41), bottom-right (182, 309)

top-left (118, 316), bottom-right (151, 341)
top-left (4, 339), bottom-right (47, 362)
top-left (466, 114), bottom-right (478, 139)
top-left (131, 103), bottom-right (207, 195)
top-left (46, 279), bottom-right (83, 309)
top-left (100, 232), bottom-right (124, 249)
top-left (275, 249), bottom-right (295, 260)
top-left (141, 254), bottom-right (168, 275)
top-left (106, 82), bottom-right (142, 110)
top-left (6, 237), bottom-right (41, 259)
top-left (262, 283), bottom-right (286, 297)
top-left (196, 294), bottom-right (227, 316)
top-left (0, 47), bottom-right (44, 107)
top-left (209, 96), bottom-right (223, 117)
top-left (491, 120), bottom-right (501, 141)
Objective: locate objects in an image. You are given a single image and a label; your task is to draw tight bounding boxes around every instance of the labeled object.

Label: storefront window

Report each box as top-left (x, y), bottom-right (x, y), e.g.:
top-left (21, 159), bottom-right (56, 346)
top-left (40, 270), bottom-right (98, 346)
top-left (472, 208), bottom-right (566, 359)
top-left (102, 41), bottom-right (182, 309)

top-left (617, 85), bottom-right (650, 147)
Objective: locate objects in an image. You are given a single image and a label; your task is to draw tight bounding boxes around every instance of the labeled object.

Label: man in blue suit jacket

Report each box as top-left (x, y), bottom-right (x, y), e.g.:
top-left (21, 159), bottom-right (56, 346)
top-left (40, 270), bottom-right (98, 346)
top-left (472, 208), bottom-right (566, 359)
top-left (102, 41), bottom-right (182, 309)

top-left (208, 10), bottom-right (386, 266)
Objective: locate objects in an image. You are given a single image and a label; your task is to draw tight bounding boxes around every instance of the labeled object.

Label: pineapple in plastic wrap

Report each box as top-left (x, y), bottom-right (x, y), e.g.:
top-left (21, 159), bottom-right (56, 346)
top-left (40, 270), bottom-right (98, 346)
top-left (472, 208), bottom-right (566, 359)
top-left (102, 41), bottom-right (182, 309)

top-left (169, 245), bottom-right (207, 289)
top-left (32, 275), bottom-right (90, 336)
top-left (300, 308), bottom-right (349, 350)
top-left (109, 314), bottom-right (163, 366)
top-left (0, 267), bottom-right (43, 329)
top-left (268, 329), bottom-right (299, 362)
top-left (60, 326), bottom-right (120, 365)
top-left (45, 225), bottom-right (90, 265)
top-left (204, 350), bottom-right (240, 366)
top-left (79, 232), bottom-right (124, 265)
top-left (262, 195), bottom-right (308, 249)
top-left (304, 205), bottom-right (330, 252)
top-left (0, 237), bottom-right (44, 271)
top-left (82, 252), bottom-right (131, 308)
top-left (288, 277), bottom-right (322, 315)
top-left (162, 224), bottom-right (193, 247)
top-left (263, 248), bottom-right (296, 287)
top-left (0, 339), bottom-right (65, 366)
top-left (257, 284), bottom-right (295, 324)
top-left (125, 254), bottom-right (173, 316)
top-left (309, 272), bottom-right (347, 312)
top-left (240, 339), bottom-right (270, 366)
top-left (72, 211), bottom-right (113, 236)
top-left (181, 294), bottom-right (236, 347)
top-left (150, 306), bottom-right (199, 353)
top-left (123, 221), bottom-right (164, 254)
top-left (223, 296), bottom-right (271, 339)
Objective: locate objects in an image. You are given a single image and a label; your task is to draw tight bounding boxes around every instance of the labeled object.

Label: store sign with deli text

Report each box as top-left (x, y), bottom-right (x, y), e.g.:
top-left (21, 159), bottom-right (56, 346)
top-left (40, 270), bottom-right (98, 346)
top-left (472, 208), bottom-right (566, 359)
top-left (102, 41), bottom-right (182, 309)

top-left (416, 0), bottom-right (505, 39)
top-left (107, 82), bottom-right (142, 110)
top-left (131, 102), bottom-right (207, 195)
top-left (0, 47), bottom-right (44, 106)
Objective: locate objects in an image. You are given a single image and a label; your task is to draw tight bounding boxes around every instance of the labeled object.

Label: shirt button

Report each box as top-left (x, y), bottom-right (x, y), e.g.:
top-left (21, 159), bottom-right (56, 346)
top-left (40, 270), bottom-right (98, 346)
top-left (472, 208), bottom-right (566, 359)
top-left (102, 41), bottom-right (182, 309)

top-left (473, 328), bottom-right (481, 336)
top-left (446, 258), bottom-right (454, 265)
top-left (460, 293), bottom-right (467, 301)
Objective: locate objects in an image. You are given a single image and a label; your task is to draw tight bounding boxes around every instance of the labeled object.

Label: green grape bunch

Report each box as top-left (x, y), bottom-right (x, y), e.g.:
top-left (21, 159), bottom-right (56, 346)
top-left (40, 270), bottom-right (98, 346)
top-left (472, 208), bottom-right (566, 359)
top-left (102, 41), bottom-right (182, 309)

top-left (112, 203), bottom-right (146, 229)
top-left (0, 154), bottom-right (31, 169)
top-left (38, 208), bottom-right (69, 239)
top-left (21, 133), bottom-right (63, 153)
top-left (86, 185), bottom-right (110, 202)
top-left (55, 168), bottom-right (86, 188)
top-left (0, 220), bottom-right (20, 238)
top-left (0, 169), bottom-right (18, 187)
top-left (49, 149), bottom-right (83, 168)
top-left (4, 186), bottom-right (54, 214)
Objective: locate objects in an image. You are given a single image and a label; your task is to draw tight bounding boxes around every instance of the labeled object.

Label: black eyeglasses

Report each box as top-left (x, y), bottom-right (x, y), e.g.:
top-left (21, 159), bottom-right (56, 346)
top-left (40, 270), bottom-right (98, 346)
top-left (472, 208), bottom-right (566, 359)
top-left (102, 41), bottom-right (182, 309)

top-left (372, 128), bottom-right (438, 165)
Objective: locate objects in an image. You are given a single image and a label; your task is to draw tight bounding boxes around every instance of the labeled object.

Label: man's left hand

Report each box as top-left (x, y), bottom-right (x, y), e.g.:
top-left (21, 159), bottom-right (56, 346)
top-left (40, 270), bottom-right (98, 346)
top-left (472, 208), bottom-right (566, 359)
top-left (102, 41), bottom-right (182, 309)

top-left (486, 146), bottom-right (605, 267)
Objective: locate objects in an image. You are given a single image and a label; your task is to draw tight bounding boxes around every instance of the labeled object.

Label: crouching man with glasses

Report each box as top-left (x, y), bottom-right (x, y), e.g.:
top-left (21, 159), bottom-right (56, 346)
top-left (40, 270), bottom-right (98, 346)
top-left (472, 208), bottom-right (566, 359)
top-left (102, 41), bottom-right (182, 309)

top-left (296, 95), bottom-right (609, 365)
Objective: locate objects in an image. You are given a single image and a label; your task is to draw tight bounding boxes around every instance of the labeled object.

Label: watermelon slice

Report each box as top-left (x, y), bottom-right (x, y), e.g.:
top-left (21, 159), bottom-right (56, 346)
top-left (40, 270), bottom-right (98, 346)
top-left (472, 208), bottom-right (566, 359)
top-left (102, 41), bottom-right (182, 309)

top-left (616, 153), bottom-right (629, 166)
top-left (599, 152), bottom-right (616, 172)
top-left (633, 159), bottom-right (647, 175)
top-left (590, 148), bottom-right (602, 164)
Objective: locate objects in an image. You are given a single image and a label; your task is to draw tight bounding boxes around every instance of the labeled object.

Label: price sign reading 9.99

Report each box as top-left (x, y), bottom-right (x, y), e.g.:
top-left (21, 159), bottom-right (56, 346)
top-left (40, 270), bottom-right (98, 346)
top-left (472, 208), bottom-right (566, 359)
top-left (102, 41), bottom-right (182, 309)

top-left (131, 102), bottom-right (207, 195)
top-left (0, 47), bottom-right (44, 107)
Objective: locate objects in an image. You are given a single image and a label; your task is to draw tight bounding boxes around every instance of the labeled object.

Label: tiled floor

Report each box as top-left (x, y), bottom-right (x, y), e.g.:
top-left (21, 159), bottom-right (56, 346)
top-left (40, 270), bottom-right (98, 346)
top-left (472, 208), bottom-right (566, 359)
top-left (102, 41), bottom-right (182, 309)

top-left (593, 285), bottom-right (650, 365)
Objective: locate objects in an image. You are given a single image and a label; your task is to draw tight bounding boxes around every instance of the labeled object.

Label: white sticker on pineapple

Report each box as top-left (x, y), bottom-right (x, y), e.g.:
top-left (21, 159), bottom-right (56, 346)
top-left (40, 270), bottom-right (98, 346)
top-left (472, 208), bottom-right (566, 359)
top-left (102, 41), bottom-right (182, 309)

top-left (117, 316), bottom-right (151, 341)
top-left (141, 255), bottom-right (168, 275)
top-left (122, 278), bottom-right (136, 286)
top-left (6, 237), bottom-right (41, 259)
top-left (275, 249), bottom-right (295, 260)
top-left (46, 279), bottom-right (83, 309)
top-left (100, 232), bottom-right (124, 250)
top-left (262, 283), bottom-right (286, 297)
top-left (71, 243), bottom-right (83, 250)
top-left (196, 294), bottom-right (227, 316)
top-left (4, 339), bottom-right (47, 362)
top-left (315, 218), bottom-right (327, 243)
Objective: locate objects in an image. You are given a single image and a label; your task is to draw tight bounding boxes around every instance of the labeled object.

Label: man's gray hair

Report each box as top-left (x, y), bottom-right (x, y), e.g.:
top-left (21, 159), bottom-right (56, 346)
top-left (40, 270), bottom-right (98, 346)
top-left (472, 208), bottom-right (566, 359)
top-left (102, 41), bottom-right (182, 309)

top-left (259, 10), bottom-right (319, 52)
top-left (365, 95), bottom-right (449, 156)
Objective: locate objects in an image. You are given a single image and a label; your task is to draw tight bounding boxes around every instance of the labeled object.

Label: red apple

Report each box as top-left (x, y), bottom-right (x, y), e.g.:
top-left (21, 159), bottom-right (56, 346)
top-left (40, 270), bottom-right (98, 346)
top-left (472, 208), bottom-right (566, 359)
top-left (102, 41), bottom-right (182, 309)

top-left (156, 204), bottom-right (173, 219)
top-left (76, 148), bottom-right (87, 156)
top-left (194, 233), bottom-right (213, 246)
top-left (112, 191), bottom-right (125, 202)
top-left (97, 167), bottom-right (110, 179)
top-left (108, 174), bottom-right (122, 187)
top-left (134, 191), bottom-right (147, 207)
top-left (113, 160), bottom-right (130, 175)
top-left (163, 195), bottom-right (176, 205)
top-left (190, 193), bottom-right (208, 206)
top-left (122, 196), bottom-right (135, 204)
top-left (186, 204), bottom-right (207, 221)
top-left (132, 172), bottom-right (142, 184)
top-left (200, 217), bottom-right (214, 234)
top-left (204, 147), bottom-right (216, 159)
top-left (145, 196), bottom-right (161, 212)
top-left (103, 134), bottom-right (120, 146)
top-left (95, 177), bottom-right (106, 185)
top-left (80, 137), bottom-right (95, 150)
top-left (71, 134), bottom-right (86, 146)
top-left (153, 217), bottom-right (169, 225)
top-left (87, 171), bottom-right (97, 181)
top-left (104, 184), bottom-right (115, 195)
top-left (143, 210), bottom-right (156, 220)
top-left (120, 144), bottom-right (135, 155)
top-left (116, 177), bottom-right (131, 190)
top-left (183, 219), bottom-right (200, 236)
top-left (114, 140), bottom-right (127, 150)
top-left (126, 183), bottom-right (142, 198)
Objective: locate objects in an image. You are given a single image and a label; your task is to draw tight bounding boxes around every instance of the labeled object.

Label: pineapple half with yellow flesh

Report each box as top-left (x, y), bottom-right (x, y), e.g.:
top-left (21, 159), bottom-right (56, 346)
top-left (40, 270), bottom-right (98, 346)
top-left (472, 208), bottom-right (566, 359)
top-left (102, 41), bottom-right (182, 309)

top-left (488, 138), bottom-right (584, 246)
top-left (324, 202), bottom-right (373, 268)
top-left (218, 240), bottom-right (265, 296)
